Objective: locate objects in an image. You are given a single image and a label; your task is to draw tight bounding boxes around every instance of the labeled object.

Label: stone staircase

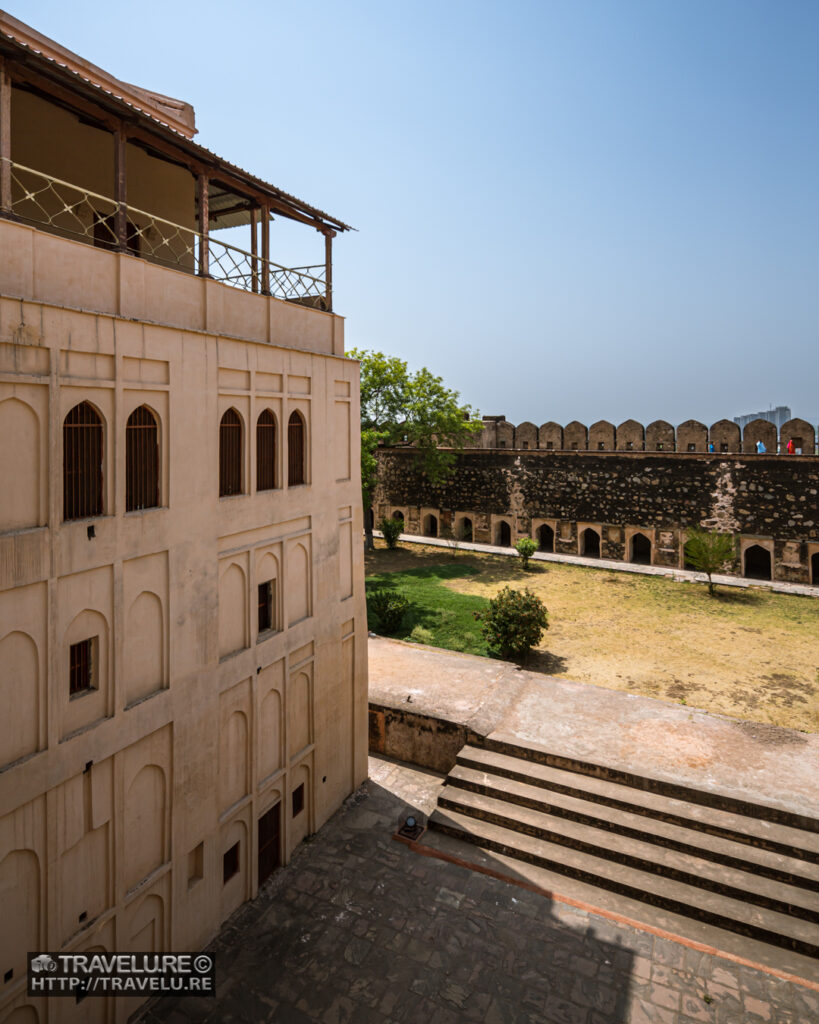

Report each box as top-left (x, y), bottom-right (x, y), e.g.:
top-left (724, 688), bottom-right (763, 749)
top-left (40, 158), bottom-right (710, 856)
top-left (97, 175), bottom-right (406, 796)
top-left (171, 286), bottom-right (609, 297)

top-left (427, 738), bottom-right (819, 974)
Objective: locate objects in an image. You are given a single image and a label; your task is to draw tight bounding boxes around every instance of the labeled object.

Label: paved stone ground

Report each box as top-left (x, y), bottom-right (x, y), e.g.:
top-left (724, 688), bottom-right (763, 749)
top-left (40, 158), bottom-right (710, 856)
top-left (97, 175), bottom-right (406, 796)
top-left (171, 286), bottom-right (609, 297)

top-left (139, 757), bottom-right (819, 1024)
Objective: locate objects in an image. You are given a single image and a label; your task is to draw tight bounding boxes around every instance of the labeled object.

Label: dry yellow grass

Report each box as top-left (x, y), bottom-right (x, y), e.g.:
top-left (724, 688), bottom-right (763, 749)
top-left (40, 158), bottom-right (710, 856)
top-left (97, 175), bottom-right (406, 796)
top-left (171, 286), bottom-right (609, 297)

top-left (365, 542), bottom-right (819, 732)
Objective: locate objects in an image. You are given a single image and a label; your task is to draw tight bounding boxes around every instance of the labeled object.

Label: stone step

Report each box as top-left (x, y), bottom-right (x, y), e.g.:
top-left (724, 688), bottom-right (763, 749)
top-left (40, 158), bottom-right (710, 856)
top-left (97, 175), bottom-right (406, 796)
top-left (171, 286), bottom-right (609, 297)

top-left (477, 736), bottom-right (819, 834)
top-left (437, 786), bottom-right (819, 923)
top-left (456, 744), bottom-right (819, 862)
top-left (446, 763), bottom-right (819, 893)
top-left (419, 823), bottom-right (819, 985)
top-left (428, 806), bottom-right (819, 960)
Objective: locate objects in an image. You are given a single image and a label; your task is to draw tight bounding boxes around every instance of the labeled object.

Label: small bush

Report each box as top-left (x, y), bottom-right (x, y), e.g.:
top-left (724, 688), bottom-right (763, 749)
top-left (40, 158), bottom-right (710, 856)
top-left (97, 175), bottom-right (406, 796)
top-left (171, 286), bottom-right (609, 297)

top-left (476, 586), bottom-right (548, 659)
top-left (515, 537), bottom-right (537, 569)
top-left (379, 517), bottom-right (403, 549)
top-left (367, 588), bottom-right (409, 633)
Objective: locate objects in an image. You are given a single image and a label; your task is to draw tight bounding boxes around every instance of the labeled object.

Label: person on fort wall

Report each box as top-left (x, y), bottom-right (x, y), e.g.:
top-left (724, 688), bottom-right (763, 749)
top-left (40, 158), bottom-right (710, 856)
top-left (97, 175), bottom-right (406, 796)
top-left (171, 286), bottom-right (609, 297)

top-left (756, 439), bottom-right (766, 454)
top-left (786, 438), bottom-right (795, 454)
top-left (708, 441), bottom-right (715, 452)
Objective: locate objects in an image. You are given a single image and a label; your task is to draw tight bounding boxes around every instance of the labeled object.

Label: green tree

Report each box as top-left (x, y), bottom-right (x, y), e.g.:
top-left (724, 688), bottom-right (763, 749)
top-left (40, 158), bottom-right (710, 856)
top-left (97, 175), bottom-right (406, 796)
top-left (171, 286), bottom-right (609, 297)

top-left (684, 527), bottom-right (735, 595)
top-left (515, 537), bottom-right (537, 569)
top-left (349, 349), bottom-right (483, 549)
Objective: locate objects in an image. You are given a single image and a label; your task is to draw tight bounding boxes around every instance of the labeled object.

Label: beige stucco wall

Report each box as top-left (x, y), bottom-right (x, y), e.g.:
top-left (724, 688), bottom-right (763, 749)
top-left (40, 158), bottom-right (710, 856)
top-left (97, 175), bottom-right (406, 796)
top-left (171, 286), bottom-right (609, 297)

top-left (0, 227), bottom-right (367, 1023)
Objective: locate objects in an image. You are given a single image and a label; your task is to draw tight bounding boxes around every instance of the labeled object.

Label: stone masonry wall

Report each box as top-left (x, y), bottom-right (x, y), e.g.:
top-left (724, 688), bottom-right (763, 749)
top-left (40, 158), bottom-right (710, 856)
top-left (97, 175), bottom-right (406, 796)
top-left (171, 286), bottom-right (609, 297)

top-left (374, 449), bottom-right (819, 584)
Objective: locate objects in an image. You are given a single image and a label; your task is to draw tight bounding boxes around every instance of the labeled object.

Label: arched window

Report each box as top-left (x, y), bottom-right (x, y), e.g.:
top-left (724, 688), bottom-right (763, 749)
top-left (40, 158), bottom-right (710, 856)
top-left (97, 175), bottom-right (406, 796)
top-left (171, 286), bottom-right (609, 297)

top-left (126, 406), bottom-right (159, 511)
top-left (220, 409), bottom-right (243, 497)
top-left (64, 401), bottom-right (103, 520)
top-left (256, 410), bottom-right (277, 491)
top-left (288, 411), bottom-right (305, 486)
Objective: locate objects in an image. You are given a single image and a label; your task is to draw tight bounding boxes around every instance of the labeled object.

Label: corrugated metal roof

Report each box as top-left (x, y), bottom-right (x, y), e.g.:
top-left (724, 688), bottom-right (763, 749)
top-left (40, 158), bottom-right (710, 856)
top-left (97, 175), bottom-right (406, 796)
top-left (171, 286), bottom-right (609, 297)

top-left (0, 26), bottom-right (354, 233)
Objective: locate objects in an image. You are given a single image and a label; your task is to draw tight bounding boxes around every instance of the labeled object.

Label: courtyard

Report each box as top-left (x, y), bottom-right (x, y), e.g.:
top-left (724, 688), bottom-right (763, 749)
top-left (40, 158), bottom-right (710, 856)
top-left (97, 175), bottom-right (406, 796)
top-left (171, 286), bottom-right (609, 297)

top-left (365, 542), bottom-right (819, 733)
top-left (138, 755), bottom-right (818, 1024)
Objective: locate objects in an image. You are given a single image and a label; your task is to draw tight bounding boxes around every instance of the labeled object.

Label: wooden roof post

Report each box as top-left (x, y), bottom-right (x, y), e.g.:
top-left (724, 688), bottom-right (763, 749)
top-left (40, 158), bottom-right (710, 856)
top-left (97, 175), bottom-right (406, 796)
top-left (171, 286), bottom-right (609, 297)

top-left (324, 229), bottom-right (335, 312)
top-left (197, 172), bottom-right (209, 277)
top-left (1, 60), bottom-right (13, 213)
top-left (250, 206), bottom-right (258, 293)
top-left (260, 205), bottom-right (270, 295)
top-left (113, 126), bottom-right (127, 250)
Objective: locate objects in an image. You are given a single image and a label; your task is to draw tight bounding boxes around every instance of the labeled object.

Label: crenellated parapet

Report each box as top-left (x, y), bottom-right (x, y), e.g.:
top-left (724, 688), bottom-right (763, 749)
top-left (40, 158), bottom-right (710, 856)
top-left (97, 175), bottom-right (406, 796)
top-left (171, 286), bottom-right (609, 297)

top-left (468, 415), bottom-right (817, 455)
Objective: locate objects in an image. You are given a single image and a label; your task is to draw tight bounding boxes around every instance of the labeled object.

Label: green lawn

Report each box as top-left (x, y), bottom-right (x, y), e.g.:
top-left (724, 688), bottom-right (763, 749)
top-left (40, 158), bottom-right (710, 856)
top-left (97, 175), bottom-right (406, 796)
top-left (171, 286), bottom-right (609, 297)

top-left (365, 564), bottom-right (489, 655)
top-left (364, 542), bottom-right (819, 731)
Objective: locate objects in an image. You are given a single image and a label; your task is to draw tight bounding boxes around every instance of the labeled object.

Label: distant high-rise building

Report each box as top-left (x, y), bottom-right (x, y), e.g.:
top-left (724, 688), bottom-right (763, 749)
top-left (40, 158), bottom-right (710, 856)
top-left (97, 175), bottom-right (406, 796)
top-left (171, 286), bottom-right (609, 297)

top-left (734, 406), bottom-right (792, 431)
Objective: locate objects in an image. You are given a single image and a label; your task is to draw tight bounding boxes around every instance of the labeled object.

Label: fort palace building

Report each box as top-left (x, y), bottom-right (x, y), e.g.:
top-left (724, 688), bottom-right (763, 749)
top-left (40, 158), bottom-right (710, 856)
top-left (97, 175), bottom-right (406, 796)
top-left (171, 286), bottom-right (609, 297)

top-left (0, 13), bottom-right (367, 1022)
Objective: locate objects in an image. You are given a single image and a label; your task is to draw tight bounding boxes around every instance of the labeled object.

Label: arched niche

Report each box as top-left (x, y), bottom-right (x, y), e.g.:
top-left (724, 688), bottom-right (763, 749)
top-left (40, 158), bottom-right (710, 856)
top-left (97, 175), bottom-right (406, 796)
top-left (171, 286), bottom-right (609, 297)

top-left (125, 591), bottom-right (164, 705)
top-left (0, 397), bottom-right (41, 531)
top-left (220, 710), bottom-right (249, 813)
top-left (124, 764), bottom-right (166, 890)
top-left (286, 542), bottom-right (310, 626)
top-left (258, 688), bottom-right (282, 780)
top-left (0, 849), bottom-right (40, 987)
top-left (219, 562), bottom-right (247, 658)
top-left (0, 630), bottom-right (39, 767)
top-left (288, 671), bottom-right (311, 757)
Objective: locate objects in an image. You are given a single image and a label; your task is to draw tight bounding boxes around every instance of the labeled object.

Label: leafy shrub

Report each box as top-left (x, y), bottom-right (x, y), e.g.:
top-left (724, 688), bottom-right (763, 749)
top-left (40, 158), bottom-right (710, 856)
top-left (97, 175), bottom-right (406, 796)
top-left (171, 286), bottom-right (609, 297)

top-left (684, 527), bottom-right (736, 595)
top-left (379, 517), bottom-right (403, 549)
top-left (515, 537), bottom-right (537, 569)
top-left (476, 586), bottom-right (548, 659)
top-left (367, 588), bottom-right (409, 633)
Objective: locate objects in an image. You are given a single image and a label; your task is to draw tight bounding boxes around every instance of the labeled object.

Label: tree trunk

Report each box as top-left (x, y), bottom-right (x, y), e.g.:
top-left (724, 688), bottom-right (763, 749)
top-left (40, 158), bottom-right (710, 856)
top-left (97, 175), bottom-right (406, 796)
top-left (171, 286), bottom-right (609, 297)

top-left (364, 521), bottom-right (375, 551)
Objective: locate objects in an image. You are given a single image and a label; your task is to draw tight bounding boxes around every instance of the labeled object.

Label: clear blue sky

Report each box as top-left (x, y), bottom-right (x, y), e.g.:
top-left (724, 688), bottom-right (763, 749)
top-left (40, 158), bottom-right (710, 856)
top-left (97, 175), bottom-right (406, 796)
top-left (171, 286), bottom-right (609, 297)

top-left (11, 0), bottom-right (819, 427)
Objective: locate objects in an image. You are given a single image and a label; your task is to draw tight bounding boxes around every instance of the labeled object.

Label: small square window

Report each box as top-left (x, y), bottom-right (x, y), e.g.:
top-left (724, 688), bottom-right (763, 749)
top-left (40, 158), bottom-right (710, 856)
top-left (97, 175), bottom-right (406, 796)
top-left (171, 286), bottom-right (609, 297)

top-left (188, 842), bottom-right (204, 888)
top-left (223, 842), bottom-right (240, 884)
top-left (721, 443), bottom-right (729, 452)
top-left (571, 442), bottom-right (578, 450)
top-left (258, 580), bottom-right (276, 635)
top-left (687, 443), bottom-right (696, 452)
top-left (292, 783), bottom-right (305, 818)
top-left (522, 441), bottom-right (529, 449)
top-left (498, 440), bottom-right (506, 448)
top-left (546, 441), bottom-right (553, 450)
top-left (626, 441), bottom-right (634, 450)
top-left (598, 442), bottom-right (605, 450)
top-left (657, 443), bottom-right (664, 450)
top-left (69, 638), bottom-right (96, 696)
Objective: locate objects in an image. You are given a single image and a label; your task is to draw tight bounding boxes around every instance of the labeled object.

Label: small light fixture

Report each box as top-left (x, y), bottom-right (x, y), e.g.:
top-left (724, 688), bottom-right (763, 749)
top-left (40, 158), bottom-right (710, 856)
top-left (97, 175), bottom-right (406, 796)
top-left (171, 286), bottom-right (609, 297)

top-left (396, 815), bottom-right (424, 841)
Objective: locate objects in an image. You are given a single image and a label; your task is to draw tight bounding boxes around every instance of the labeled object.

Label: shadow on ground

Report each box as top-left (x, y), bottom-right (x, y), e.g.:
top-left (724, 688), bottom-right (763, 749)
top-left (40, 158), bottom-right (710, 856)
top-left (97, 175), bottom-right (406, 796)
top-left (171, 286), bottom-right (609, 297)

top-left (138, 766), bottom-right (635, 1024)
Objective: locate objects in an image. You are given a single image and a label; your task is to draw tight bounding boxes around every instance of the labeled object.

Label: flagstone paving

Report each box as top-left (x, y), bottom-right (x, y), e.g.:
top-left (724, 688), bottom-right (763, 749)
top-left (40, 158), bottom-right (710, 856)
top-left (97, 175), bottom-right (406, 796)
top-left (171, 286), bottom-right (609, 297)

top-left (138, 757), bottom-right (818, 1024)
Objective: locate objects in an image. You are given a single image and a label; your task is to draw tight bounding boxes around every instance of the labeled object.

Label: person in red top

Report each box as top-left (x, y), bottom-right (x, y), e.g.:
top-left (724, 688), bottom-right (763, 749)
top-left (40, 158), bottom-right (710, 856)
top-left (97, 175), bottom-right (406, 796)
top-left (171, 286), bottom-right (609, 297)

top-left (786, 438), bottom-right (795, 454)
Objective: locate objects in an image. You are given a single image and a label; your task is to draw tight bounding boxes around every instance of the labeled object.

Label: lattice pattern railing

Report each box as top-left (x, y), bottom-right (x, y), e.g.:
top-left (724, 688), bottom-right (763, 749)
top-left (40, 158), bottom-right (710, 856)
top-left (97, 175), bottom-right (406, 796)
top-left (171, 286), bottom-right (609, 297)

top-left (10, 164), bottom-right (119, 247)
top-left (6, 163), bottom-right (329, 305)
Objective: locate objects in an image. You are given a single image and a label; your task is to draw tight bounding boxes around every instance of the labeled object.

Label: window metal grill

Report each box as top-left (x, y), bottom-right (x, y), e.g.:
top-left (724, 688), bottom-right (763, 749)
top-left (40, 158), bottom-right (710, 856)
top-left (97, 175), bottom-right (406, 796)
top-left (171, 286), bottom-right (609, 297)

top-left (219, 409), bottom-right (243, 496)
top-left (256, 410), bottom-right (277, 491)
top-left (126, 406), bottom-right (159, 511)
top-left (288, 411), bottom-right (305, 486)
top-left (69, 638), bottom-right (94, 695)
top-left (63, 402), bottom-right (103, 520)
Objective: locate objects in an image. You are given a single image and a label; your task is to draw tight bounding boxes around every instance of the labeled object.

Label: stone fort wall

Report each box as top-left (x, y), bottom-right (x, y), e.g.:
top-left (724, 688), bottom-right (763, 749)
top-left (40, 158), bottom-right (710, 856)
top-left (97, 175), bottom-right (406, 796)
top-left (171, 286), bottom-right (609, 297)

top-left (373, 447), bottom-right (819, 585)
top-left (469, 415), bottom-right (818, 454)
